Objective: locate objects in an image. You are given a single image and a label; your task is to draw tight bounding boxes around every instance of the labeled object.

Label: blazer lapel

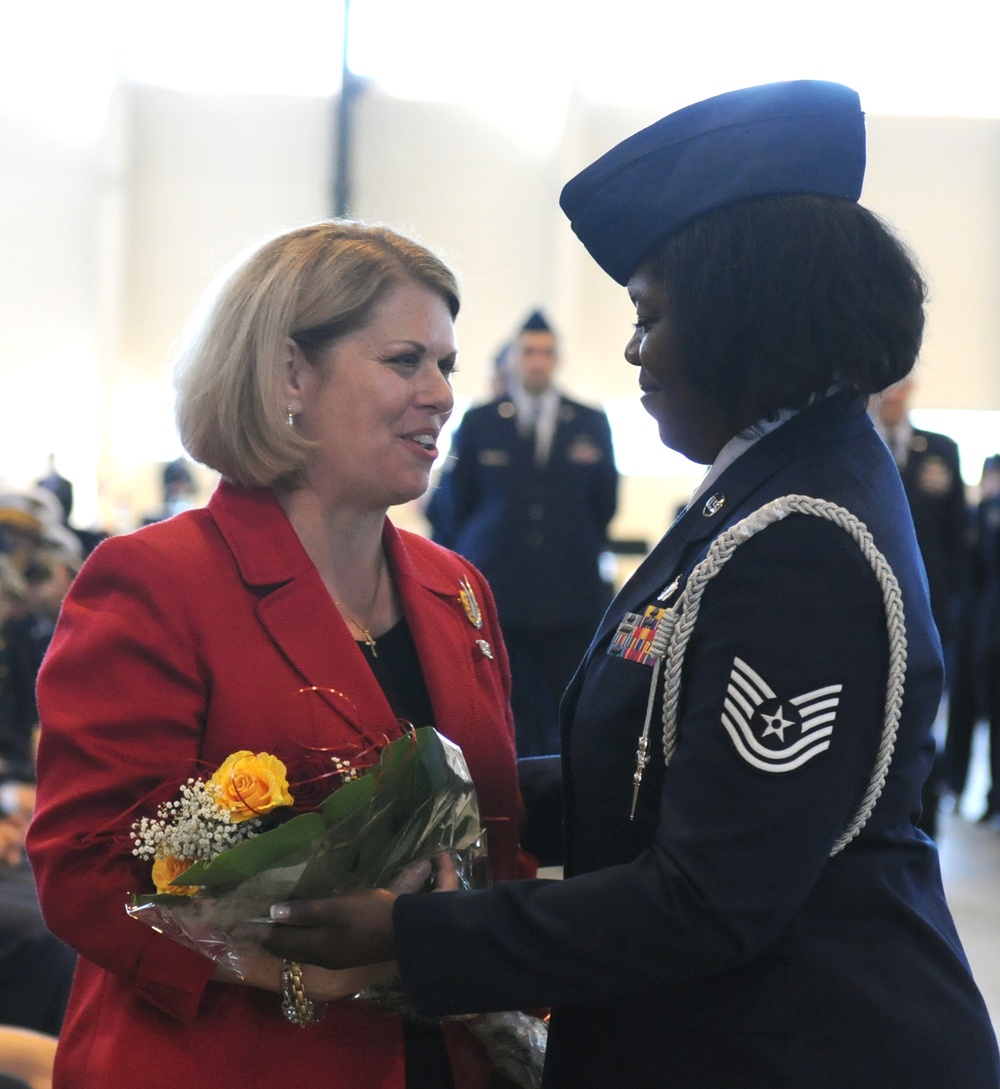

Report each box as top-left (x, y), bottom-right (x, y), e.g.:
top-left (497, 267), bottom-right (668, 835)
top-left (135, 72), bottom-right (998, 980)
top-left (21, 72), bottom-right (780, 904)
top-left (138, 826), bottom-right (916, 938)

top-left (208, 483), bottom-right (398, 746)
top-left (385, 524), bottom-right (480, 733)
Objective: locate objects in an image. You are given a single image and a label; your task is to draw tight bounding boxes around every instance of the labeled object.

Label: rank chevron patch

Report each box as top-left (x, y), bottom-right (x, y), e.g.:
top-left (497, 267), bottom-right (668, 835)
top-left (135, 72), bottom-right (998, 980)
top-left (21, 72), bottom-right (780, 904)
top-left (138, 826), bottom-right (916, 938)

top-left (722, 657), bottom-right (843, 773)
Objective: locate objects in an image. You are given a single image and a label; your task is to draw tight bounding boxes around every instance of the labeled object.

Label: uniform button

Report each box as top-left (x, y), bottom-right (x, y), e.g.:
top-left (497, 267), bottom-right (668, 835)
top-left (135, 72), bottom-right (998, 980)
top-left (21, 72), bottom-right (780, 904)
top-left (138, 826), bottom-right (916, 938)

top-left (527, 503), bottom-right (544, 520)
top-left (527, 531), bottom-right (544, 547)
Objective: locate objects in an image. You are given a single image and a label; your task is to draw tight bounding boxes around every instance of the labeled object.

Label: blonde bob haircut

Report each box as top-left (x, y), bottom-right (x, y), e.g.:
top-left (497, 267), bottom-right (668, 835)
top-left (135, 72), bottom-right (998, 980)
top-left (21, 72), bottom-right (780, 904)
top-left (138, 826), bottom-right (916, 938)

top-left (174, 220), bottom-right (460, 488)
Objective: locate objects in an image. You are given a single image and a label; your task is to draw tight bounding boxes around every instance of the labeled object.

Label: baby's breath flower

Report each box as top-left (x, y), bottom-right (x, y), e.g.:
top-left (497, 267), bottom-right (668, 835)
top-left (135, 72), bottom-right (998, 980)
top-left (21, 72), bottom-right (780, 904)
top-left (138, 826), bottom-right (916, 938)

top-left (131, 778), bottom-right (263, 867)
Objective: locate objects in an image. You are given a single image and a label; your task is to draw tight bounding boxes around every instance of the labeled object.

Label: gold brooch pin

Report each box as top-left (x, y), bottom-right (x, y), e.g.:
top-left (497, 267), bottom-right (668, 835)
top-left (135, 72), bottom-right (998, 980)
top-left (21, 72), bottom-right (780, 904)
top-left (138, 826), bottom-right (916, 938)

top-left (458, 576), bottom-right (483, 629)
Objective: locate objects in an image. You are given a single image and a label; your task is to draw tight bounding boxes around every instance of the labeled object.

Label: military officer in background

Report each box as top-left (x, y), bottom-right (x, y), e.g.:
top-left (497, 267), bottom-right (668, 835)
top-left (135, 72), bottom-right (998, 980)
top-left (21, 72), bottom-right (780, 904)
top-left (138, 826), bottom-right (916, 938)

top-left (870, 377), bottom-right (966, 648)
top-left (944, 456), bottom-right (1000, 823)
top-left (870, 377), bottom-right (966, 837)
top-left (428, 310), bottom-right (618, 756)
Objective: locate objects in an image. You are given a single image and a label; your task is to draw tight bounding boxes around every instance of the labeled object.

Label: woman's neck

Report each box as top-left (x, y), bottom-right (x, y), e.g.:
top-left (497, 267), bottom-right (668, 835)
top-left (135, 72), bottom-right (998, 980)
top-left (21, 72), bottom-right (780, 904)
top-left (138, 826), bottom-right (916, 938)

top-left (274, 485), bottom-right (399, 638)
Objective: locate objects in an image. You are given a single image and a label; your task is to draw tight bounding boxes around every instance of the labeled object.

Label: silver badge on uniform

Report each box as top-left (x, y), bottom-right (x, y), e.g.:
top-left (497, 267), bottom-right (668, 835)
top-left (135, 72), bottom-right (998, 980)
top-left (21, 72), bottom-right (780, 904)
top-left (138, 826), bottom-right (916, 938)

top-left (722, 657), bottom-right (842, 773)
top-left (656, 576), bottom-right (681, 603)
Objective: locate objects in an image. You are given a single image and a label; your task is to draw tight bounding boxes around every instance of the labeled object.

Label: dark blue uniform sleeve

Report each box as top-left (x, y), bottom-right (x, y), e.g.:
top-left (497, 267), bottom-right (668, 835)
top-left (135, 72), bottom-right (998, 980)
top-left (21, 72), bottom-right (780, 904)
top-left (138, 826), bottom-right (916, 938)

top-left (587, 409), bottom-right (618, 532)
top-left (394, 514), bottom-right (893, 1014)
top-left (438, 417), bottom-right (480, 535)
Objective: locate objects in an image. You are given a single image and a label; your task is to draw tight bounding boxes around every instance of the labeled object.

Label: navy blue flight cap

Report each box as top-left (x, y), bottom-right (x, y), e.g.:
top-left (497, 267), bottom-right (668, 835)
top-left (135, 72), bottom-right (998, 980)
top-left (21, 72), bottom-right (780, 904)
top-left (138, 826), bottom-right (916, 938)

top-left (559, 80), bottom-right (866, 285)
top-left (519, 309), bottom-right (553, 334)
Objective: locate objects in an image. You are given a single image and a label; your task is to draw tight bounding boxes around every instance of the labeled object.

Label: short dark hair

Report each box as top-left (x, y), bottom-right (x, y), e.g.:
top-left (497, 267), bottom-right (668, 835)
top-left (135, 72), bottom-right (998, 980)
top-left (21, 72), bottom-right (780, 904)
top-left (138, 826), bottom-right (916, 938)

top-left (650, 195), bottom-right (926, 432)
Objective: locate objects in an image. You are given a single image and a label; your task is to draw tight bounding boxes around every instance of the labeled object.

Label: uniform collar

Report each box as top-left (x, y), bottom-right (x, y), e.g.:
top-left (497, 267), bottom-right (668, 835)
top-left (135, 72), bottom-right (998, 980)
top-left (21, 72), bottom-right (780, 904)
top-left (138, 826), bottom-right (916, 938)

top-left (595, 393), bottom-right (871, 644)
top-left (690, 406), bottom-right (799, 506)
top-left (507, 383), bottom-right (560, 427)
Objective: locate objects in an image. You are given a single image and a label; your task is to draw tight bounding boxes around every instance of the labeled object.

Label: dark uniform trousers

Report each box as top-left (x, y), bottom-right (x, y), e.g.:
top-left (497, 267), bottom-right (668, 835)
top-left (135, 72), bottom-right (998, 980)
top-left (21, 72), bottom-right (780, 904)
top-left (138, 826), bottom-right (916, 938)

top-left (891, 426), bottom-right (966, 835)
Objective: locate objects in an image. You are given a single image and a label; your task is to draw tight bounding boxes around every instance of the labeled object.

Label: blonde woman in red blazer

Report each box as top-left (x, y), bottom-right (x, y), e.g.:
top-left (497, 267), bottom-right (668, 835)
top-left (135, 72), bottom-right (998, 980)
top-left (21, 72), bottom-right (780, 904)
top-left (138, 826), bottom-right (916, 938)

top-left (27, 222), bottom-right (530, 1089)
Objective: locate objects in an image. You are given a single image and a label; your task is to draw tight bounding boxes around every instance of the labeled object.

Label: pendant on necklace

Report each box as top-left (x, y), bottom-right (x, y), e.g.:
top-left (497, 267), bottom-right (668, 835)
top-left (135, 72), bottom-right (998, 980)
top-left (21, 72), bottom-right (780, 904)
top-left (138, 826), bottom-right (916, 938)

top-left (335, 600), bottom-right (379, 657)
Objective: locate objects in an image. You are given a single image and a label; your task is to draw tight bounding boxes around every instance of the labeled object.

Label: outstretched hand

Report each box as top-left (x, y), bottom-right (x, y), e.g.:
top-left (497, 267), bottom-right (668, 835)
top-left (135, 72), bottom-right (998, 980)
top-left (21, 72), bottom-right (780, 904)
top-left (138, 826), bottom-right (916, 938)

top-left (264, 854), bottom-right (459, 970)
top-left (264, 887), bottom-right (399, 968)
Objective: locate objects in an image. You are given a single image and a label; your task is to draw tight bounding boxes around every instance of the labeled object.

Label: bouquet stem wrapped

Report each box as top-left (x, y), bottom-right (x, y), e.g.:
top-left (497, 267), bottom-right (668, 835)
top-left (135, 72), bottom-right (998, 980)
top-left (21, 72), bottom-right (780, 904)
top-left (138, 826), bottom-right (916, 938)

top-left (127, 726), bottom-right (546, 1088)
top-left (128, 727), bottom-right (485, 966)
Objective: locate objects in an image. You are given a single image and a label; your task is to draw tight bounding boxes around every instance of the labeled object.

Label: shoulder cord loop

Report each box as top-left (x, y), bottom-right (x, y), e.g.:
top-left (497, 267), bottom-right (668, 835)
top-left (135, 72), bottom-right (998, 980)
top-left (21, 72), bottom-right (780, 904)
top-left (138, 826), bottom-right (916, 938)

top-left (636, 494), bottom-right (907, 857)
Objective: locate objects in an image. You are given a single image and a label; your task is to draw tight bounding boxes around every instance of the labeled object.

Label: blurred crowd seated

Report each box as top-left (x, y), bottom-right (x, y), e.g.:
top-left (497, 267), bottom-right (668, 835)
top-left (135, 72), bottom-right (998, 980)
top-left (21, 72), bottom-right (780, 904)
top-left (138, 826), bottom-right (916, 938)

top-left (0, 474), bottom-right (92, 1089)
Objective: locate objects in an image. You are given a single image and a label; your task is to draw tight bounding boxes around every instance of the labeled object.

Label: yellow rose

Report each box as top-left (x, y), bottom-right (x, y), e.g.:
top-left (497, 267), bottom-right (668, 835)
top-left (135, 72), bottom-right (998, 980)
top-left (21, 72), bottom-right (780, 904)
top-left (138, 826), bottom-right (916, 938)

top-left (152, 854), bottom-right (199, 897)
top-left (208, 750), bottom-right (293, 822)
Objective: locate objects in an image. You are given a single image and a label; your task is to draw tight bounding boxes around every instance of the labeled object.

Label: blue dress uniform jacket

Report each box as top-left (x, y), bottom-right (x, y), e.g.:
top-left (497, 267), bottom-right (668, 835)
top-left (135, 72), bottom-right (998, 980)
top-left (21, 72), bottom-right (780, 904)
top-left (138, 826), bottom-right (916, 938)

top-left (428, 395), bottom-right (618, 628)
top-left (396, 394), bottom-right (1000, 1088)
top-left (897, 426), bottom-right (966, 642)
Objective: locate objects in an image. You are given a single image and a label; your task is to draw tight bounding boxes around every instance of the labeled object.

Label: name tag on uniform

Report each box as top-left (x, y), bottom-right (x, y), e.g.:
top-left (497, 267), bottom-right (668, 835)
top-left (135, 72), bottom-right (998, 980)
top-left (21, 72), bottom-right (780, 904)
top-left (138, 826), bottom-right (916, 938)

top-left (567, 436), bottom-right (603, 464)
top-left (608, 605), bottom-right (667, 666)
top-left (478, 449), bottom-right (509, 466)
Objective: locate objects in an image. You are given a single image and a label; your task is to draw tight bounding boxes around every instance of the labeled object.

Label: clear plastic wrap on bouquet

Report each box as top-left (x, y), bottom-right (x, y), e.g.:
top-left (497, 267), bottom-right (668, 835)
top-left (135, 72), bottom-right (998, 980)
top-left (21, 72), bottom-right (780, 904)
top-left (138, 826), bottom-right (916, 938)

top-left (127, 727), bottom-right (486, 971)
top-left (355, 978), bottom-right (548, 1089)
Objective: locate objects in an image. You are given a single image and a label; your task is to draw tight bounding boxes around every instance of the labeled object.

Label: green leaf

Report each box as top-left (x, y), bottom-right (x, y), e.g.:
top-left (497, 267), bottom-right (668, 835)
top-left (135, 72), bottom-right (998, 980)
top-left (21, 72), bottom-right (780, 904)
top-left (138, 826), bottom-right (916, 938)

top-left (168, 728), bottom-right (482, 900)
top-left (175, 811), bottom-right (327, 887)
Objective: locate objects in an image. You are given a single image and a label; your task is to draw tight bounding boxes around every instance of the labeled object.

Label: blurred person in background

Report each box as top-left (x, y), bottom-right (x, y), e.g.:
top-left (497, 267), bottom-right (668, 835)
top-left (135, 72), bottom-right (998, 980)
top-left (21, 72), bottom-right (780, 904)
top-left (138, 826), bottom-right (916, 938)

top-left (0, 491), bottom-right (77, 1045)
top-left (35, 458), bottom-right (106, 560)
top-left (0, 790), bottom-right (76, 1040)
top-left (0, 489), bottom-right (82, 782)
top-left (428, 310), bottom-right (618, 757)
top-left (869, 377), bottom-right (965, 654)
top-left (141, 458), bottom-right (200, 526)
top-left (869, 377), bottom-right (966, 837)
top-left (944, 455), bottom-right (1000, 824)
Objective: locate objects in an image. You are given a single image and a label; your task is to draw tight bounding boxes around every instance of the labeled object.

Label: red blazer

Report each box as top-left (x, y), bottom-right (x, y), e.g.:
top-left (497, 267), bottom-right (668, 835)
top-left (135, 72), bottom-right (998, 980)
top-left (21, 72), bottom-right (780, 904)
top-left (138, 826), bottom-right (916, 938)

top-left (27, 482), bottom-right (527, 1089)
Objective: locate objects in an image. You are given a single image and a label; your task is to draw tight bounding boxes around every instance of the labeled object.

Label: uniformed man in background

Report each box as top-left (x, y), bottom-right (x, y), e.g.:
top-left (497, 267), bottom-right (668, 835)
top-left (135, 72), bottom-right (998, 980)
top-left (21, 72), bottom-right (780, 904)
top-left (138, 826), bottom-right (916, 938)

top-left (429, 310), bottom-right (618, 756)
top-left (870, 377), bottom-right (967, 836)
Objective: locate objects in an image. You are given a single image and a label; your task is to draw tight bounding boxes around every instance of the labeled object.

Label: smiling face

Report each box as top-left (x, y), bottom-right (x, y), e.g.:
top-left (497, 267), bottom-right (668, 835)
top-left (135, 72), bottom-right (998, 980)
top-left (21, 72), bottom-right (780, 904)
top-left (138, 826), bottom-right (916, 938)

top-left (625, 258), bottom-right (733, 465)
top-left (287, 280), bottom-right (457, 511)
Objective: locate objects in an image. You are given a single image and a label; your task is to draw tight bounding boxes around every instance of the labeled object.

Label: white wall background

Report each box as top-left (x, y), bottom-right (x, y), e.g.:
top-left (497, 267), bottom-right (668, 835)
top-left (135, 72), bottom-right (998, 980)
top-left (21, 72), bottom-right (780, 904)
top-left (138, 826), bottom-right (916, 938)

top-left (2, 3), bottom-right (999, 548)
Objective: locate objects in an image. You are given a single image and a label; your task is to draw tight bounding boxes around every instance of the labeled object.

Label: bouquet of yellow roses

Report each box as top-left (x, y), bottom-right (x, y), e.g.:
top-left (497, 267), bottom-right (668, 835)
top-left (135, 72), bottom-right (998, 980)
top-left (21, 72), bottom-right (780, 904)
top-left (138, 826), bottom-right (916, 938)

top-left (127, 726), bottom-right (485, 972)
top-left (127, 726), bottom-right (547, 1089)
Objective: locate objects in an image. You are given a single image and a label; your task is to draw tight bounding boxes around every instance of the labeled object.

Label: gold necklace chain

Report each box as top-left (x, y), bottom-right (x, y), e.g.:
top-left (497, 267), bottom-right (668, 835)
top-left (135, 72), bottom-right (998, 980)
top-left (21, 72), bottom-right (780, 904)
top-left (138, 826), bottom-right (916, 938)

top-left (334, 557), bottom-right (384, 657)
top-left (334, 601), bottom-right (378, 655)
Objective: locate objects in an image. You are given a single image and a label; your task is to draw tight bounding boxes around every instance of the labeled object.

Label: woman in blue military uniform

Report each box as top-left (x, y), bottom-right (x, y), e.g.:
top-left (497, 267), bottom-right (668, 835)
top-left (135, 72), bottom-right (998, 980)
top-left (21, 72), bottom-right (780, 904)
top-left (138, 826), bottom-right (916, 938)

top-left (266, 81), bottom-right (1000, 1087)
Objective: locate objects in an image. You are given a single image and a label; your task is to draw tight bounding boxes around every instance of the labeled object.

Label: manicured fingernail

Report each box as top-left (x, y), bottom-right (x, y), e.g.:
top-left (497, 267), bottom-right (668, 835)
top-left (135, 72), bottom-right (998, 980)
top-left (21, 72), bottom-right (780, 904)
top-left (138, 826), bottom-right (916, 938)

top-left (270, 904), bottom-right (291, 921)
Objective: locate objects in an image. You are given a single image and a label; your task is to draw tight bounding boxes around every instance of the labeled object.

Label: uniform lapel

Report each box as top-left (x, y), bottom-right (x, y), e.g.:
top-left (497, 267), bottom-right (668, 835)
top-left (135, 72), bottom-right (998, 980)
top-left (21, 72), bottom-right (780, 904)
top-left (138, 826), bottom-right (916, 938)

top-left (562, 394), bottom-right (872, 773)
top-left (544, 397), bottom-right (575, 462)
top-left (590, 395), bottom-right (873, 650)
